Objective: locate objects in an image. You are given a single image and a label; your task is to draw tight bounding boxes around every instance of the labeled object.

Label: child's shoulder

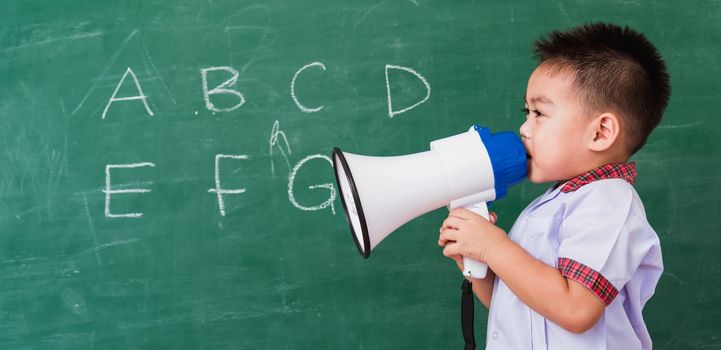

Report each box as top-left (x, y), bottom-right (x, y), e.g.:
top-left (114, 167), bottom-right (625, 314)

top-left (567, 177), bottom-right (636, 199)
top-left (559, 178), bottom-right (648, 221)
top-left (549, 178), bottom-right (660, 251)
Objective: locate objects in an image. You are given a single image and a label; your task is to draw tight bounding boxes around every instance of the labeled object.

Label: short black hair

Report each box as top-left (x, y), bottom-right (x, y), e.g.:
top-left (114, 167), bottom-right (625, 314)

top-left (532, 22), bottom-right (671, 155)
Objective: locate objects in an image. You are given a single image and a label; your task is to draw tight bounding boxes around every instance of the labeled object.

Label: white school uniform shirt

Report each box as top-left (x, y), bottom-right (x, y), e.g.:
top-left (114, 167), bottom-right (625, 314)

top-left (485, 162), bottom-right (663, 350)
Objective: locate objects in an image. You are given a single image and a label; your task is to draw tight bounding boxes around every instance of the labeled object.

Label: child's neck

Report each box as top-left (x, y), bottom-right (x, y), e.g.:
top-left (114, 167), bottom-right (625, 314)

top-left (585, 148), bottom-right (631, 171)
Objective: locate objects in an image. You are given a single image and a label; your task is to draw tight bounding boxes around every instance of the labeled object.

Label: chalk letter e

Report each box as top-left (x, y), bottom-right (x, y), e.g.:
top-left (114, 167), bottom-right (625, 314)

top-left (103, 162), bottom-right (155, 218)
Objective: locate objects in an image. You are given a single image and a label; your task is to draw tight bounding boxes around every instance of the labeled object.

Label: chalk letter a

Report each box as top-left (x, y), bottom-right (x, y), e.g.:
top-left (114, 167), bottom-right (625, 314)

top-left (102, 67), bottom-right (155, 120)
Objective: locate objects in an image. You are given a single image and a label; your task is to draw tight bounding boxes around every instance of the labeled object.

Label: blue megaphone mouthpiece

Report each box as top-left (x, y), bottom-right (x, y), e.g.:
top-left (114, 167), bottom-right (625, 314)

top-left (473, 125), bottom-right (527, 200)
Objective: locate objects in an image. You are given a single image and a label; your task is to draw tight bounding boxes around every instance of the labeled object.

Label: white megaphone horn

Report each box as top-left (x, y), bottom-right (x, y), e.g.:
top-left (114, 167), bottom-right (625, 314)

top-left (332, 125), bottom-right (527, 279)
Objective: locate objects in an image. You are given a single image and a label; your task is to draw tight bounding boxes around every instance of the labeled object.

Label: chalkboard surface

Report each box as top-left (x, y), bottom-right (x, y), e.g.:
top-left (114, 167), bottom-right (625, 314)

top-left (1, 1), bottom-right (720, 349)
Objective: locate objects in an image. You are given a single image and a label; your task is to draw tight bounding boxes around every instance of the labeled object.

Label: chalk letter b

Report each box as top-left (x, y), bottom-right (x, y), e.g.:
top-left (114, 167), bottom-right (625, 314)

top-left (201, 66), bottom-right (246, 112)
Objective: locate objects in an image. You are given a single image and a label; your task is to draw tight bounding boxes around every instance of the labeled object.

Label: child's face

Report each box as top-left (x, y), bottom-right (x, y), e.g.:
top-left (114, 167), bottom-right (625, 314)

top-left (520, 65), bottom-right (594, 183)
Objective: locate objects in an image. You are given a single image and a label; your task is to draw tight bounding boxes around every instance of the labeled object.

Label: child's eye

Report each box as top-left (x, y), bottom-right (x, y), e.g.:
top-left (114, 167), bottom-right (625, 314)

top-left (521, 108), bottom-right (543, 118)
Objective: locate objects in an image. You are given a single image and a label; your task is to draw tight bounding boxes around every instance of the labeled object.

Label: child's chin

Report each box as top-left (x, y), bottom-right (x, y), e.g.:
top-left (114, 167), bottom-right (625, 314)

top-left (526, 168), bottom-right (540, 183)
top-left (527, 171), bottom-right (550, 184)
top-left (528, 177), bottom-right (546, 184)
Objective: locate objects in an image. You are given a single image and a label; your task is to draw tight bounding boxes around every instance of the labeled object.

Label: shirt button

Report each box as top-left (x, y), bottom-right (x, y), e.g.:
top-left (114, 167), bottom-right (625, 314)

top-left (529, 234), bottom-right (535, 239)
top-left (491, 331), bottom-right (499, 340)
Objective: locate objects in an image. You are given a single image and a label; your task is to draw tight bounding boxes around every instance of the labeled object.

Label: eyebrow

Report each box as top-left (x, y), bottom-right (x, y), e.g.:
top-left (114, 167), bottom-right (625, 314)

top-left (524, 95), bottom-right (555, 106)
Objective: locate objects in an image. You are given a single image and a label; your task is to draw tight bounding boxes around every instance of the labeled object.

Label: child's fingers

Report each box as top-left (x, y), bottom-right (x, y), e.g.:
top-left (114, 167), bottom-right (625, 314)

top-left (438, 235), bottom-right (453, 246)
top-left (441, 216), bottom-right (464, 230)
top-left (452, 255), bottom-right (464, 270)
top-left (438, 228), bottom-right (459, 246)
top-left (443, 241), bottom-right (460, 257)
top-left (489, 211), bottom-right (498, 224)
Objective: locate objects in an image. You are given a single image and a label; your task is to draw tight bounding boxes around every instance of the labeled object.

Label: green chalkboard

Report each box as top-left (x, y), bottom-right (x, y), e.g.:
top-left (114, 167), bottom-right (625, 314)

top-left (1, 1), bottom-right (720, 349)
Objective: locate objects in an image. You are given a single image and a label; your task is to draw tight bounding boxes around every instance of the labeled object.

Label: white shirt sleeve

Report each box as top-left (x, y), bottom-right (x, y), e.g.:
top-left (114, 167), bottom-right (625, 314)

top-left (556, 179), bottom-right (660, 304)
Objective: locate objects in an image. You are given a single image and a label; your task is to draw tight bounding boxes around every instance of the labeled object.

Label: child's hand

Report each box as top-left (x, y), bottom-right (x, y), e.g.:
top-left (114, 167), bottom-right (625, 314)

top-left (440, 211), bottom-right (498, 272)
top-left (438, 208), bottom-right (507, 263)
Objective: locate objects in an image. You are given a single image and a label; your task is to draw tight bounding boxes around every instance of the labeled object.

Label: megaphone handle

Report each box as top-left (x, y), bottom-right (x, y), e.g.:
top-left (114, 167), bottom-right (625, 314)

top-left (462, 202), bottom-right (490, 279)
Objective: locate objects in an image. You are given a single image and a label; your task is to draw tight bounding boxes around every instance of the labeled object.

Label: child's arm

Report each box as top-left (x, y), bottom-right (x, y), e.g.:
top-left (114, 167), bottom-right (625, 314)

top-left (439, 208), bottom-right (605, 334)
top-left (485, 238), bottom-right (604, 333)
top-left (471, 270), bottom-right (495, 309)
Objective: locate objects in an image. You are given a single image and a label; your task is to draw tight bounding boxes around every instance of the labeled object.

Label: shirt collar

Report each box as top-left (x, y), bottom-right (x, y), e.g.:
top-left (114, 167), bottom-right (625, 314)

top-left (557, 162), bottom-right (637, 193)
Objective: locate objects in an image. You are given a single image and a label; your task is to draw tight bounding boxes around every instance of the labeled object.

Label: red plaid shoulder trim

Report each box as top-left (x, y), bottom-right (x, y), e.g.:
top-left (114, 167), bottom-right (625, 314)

top-left (557, 257), bottom-right (618, 306)
top-left (559, 162), bottom-right (637, 193)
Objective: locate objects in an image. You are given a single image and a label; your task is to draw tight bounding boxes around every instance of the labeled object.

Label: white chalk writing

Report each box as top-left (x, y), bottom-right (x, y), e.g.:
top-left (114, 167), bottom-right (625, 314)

top-left (290, 61), bottom-right (326, 113)
top-left (102, 67), bottom-right (154, 120)
top-left (208, 154), bottom-right (249, 216)
top-left (103, 162), bottom-right (156, 218)
top-left (288, 154), bottom-right (336, 214)
top-left (385, 64), bottom-right (431, 118)
top-left (201, 66), bottom-right (246, 112)
top-left (269, 120), bottom-right (292, 178)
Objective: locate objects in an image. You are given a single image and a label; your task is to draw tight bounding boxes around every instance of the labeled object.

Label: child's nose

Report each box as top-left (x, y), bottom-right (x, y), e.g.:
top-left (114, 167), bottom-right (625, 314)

top-left (519, 119), bottom-right (532, 139)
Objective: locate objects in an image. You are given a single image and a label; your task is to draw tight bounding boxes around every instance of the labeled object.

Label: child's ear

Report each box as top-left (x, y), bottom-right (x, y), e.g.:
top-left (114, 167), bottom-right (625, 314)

top-left (587, 112), bottom-right (620, 152)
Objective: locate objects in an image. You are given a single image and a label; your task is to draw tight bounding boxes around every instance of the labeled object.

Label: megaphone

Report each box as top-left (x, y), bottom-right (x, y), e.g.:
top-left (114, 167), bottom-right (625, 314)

top-left (332, 125), bottom-right (526, 279)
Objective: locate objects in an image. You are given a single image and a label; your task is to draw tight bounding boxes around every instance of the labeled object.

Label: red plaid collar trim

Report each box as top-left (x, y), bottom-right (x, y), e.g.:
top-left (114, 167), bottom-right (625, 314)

top-left (558, 162), bottom-right (637, 193)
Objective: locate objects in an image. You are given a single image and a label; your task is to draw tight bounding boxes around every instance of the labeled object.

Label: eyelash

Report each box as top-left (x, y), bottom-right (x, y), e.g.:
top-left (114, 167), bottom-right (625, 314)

top-left (521, 108), bottom-right (544, 118)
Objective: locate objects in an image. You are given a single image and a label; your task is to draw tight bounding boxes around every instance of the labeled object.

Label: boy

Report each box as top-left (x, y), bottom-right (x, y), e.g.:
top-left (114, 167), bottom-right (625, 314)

top-left (438, 22), bottom-right (669, 349)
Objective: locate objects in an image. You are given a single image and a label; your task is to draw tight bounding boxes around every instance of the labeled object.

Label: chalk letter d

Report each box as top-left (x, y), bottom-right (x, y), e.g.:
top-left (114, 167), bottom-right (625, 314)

top-left (385, 64), bottom-right (431, 118)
